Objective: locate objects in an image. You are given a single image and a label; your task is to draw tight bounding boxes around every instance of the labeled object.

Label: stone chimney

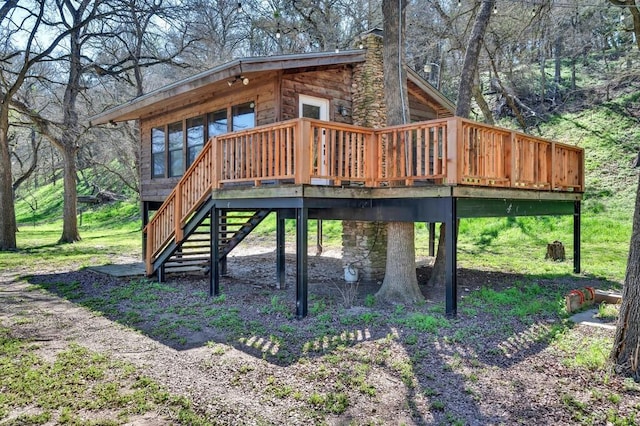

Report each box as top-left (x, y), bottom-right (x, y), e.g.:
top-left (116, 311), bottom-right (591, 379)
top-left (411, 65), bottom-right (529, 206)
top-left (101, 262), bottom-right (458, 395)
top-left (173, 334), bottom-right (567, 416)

top-left (341, 30), bottom-right (388, 282)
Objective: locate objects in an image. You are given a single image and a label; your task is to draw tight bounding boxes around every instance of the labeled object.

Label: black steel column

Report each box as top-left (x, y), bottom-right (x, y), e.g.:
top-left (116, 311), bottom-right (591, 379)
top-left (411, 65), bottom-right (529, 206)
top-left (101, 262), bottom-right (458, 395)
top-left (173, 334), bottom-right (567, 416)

top-left (142, 201), bottom-right (149, 261)
top-left (276, 210), bottom-right (286, 289)
top-left (574, 200), bottom-right (581, 274)
top-left (428, 222), bottom-right (436, 257)
top-left (158, 264), bottom-right (165, 283)
top-left (296, 207), bottom-right (308, 319)
top-left (219, 208), bottom-right (228, 276)
top-left (210, 207), bottom-right (220, 297)
top-left (316, 220), bottom-right (323, 255)
top-left (445, 198), bottom-right (457, 318)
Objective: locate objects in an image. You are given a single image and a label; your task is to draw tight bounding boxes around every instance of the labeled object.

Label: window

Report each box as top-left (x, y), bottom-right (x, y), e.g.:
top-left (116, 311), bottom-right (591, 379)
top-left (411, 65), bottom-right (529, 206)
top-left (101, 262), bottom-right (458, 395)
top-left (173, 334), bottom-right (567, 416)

top-left (168, 122), bottom-right (183, 177)
top-left (152, 127), bottom-right (165, 178)
top-left (151, 101), bottom-right (255, 179)
top-left (232, 102), bottom-right (255, 131)
top-left (208, 110), bottom-right (227, 138)
top-left (187, 116), bottom-right (204, 167)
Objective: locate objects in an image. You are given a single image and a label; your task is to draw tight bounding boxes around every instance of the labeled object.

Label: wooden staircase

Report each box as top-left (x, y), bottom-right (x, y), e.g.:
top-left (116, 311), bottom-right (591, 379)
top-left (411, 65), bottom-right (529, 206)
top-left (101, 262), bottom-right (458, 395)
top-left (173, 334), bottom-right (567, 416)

top-left (144, 135), bottom-right (273, 278)
top-left (161, 209), bottom-right (271, 276)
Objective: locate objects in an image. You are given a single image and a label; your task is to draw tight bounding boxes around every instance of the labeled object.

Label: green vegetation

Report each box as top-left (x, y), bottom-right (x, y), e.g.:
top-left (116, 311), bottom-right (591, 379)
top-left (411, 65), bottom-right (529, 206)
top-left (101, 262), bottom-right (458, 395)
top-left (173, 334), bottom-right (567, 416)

top-left (553, 328), bottom-right (611, 370)
top-left (0, 325), bottom-right (208, 425)
top-left (463, 281), bottom-right (565, 319)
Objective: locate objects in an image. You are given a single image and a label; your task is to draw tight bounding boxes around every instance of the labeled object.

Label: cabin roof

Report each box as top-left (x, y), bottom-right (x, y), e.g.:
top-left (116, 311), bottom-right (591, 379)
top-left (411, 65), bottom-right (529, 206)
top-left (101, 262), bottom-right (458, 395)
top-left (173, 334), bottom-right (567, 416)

top-left (90, 49), bottom-right (455, 125)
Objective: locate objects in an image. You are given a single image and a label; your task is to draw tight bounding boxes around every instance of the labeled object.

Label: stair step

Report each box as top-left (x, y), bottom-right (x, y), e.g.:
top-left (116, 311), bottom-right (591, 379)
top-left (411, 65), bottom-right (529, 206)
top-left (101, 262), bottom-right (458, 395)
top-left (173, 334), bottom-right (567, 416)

top-left (179, 244), bottom-right (211, 250)
top-left (170, 250), bottom-right (211, 259)
top-left (166, 256), bottom-right (211, 264)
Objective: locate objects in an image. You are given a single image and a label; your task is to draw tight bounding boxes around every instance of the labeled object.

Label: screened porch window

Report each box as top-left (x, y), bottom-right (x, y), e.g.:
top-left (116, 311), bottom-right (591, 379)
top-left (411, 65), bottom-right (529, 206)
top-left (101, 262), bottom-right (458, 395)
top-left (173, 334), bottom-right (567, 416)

top-left (151, 101), bottom-right (255, 179)
top-left (232, 102), bottom-right (255, 131)
top-left (168, 122), bottom-right (183, 177)
top-left (152, 127), bottom-right (165, 178)
top-left (187, 116), bottom-right (204, 167)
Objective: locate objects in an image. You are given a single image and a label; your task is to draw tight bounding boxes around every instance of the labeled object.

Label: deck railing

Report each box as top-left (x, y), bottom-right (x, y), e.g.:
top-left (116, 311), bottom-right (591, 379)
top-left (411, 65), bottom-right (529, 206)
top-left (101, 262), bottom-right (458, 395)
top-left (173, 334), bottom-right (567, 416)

top-left (145, 117), bottom-right (584, 272)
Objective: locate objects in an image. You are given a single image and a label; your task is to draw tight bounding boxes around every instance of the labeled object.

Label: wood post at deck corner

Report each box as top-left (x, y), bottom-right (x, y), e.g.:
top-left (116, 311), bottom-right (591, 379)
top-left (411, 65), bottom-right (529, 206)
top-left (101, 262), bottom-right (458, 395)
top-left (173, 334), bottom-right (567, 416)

top-left (366, 131), bottom-right (378, 186)
top-left (446, 117), bottom-right (461, 185)
top-left (212, 136), bottom-right (222, 189)
top-left (550, 141), bottom-right (556, 190)
top-left (174, 184), bottom-right (183, 243)
top-left (510, 131), bottom-right (517, 188)
top-left (295, 119), bottom-right (311, 184)
top-left (145, 226), bottom-right (153, 276)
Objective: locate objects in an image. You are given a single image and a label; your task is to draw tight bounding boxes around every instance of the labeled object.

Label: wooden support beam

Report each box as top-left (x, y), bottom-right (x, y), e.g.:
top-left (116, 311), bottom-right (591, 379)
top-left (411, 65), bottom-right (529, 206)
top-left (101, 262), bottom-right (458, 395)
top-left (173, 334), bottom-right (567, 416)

top-left (276, 210), bottom-right (286, 290)
top-left (296, 207), bottom-right (309, 319)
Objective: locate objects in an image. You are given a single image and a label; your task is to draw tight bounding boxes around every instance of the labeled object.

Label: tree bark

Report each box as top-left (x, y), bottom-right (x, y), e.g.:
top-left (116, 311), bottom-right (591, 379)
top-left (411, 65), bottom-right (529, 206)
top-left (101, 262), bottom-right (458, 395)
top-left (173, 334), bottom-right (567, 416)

top-left (60, 143), bottom-right (81, 243)
top-left (609, 1), bottom-right (640, 50)
top-left (0, 106), bottom-right (17, 250)
top-left (375, 0), bottom-right (423, 305)
top-left (455, 0), bottom-right (495, 118)
top-left (428, 0), bottom-right (494, 288)
top-left (611, 172), bottom-right (640, 378)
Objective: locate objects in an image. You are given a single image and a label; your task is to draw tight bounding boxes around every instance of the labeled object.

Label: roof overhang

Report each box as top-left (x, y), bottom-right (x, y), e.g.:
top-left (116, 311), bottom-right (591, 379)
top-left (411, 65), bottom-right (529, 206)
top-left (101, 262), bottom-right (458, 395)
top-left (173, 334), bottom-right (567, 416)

top-left (89, 49), bottom-right (455, 126)
top-left (407, 68), bottom-right (456, 114)
top-left (89, 50), bottom-right (367, 125)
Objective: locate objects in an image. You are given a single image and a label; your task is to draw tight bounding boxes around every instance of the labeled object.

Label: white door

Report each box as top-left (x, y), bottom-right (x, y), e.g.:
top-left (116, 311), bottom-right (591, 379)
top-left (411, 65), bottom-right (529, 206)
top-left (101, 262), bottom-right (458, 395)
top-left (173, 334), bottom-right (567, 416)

top-left (299, 95), bottom-right (330, 185)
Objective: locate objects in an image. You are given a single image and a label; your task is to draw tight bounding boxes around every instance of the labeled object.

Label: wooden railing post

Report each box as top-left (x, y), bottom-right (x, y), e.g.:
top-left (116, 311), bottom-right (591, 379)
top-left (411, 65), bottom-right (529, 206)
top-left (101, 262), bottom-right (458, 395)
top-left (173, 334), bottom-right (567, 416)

top-left (446, 117), bottom-right (460, 185)
top-left (296, 119), bottom-right (311, 184)
top-left (174, 184), bottom-right (183, 243)
top-left (212, 136), bottom-right (222, 189)
top-left (145, 228), bottom-right (153, 275)
top-left (510, 131), bottom-right (517, 188)
top-left (366, 131), bottom-right (378, 186)
top-left (550, 141), bottom-right (556, 190)
top-left (579, 149), bottom-right (585, 192)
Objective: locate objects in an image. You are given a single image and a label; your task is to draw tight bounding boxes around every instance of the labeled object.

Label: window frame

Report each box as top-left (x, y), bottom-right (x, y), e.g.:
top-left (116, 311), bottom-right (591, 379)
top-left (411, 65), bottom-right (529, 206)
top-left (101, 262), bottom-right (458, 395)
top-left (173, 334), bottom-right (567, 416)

top-left (150, 101), bottom-right (256, 180)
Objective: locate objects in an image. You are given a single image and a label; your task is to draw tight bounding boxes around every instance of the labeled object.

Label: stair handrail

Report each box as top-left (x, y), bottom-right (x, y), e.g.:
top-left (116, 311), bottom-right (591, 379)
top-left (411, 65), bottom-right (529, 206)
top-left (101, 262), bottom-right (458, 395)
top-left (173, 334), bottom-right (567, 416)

top-left (145, 136), bottom-right (217, 272)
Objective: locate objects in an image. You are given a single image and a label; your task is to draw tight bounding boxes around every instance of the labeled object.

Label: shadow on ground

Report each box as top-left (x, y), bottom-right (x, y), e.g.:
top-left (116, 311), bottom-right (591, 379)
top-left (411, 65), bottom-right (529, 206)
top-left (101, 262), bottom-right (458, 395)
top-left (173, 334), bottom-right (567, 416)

top-left (21, 251), bottom-right (621, 425)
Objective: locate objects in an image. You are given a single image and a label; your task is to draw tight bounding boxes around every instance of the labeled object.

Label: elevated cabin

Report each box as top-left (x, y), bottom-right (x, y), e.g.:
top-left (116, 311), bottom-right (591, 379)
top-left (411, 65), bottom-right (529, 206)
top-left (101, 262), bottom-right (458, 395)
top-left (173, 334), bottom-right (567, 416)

top-left (91, 35), bottom-right (584, 318)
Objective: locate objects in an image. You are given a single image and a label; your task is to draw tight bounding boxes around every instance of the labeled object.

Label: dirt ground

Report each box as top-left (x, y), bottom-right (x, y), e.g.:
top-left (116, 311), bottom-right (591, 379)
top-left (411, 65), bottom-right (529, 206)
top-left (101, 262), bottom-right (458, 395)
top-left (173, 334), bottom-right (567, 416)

top-left (1, 244), bottom-right (639, 425)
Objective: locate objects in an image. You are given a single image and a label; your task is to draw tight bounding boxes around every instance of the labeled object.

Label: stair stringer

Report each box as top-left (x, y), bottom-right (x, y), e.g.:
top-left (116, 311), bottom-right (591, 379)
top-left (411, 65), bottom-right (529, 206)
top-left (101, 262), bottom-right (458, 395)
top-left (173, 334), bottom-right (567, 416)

top-left (150, 196), bottom-right (216, 276)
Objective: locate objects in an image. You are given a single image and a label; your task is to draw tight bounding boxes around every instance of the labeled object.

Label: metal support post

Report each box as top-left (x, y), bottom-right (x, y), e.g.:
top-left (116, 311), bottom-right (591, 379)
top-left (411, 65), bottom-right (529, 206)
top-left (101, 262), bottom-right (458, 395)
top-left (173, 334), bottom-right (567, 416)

top-left (158, 264), bottom-right (165, 283)
top-left (210, 207), bottom-right (220, 297)
top-left (428, 222), bottom-right (436, 257)
top-left (296, 207), bottom-right (308, 319)
top-left (219, 208), bottom-right (228, 276)
top-left (445, 198), bottom-right (457, 318)
top-left (574, 201), bottom-right (581, 274)
top-left (276, 210), bottom-right (286, 289)
top-left (316, 220), bottom-right (323, 255)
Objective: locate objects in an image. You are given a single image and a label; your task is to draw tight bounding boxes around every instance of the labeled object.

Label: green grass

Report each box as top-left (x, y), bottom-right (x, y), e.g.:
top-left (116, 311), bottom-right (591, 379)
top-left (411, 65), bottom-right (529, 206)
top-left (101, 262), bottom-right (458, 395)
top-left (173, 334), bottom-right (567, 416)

top-left (0, 325), bottom-right (208, 424)
top-left (553, 328), bottom-right (611, 371)
top-left (463, 281), bottom-right (566, 319)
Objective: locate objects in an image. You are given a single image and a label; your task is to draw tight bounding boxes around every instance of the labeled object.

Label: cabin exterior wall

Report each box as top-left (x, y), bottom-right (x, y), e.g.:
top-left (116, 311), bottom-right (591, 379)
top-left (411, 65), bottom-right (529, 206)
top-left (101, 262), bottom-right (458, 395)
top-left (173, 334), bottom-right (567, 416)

top-left (139, 73), bottom-right (279, 202)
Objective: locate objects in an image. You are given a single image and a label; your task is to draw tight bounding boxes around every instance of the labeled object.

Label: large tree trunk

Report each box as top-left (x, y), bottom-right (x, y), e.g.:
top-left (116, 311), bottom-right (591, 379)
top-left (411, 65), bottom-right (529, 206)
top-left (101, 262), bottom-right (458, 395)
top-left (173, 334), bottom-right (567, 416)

top-left (0, 106), bottom-right (17, 250)
top-left (610, 172), bottom-right (640, 378)
top-left (428, 0), bottom-right (495, 288)
top-left (375, 0), bottom-right (423, 305)
top-left (59, 143), bottom-right (81, 243)
top-left (455, 0), bottom-right (496, 119)
top-left (56, 7), bottom-right (84, 243)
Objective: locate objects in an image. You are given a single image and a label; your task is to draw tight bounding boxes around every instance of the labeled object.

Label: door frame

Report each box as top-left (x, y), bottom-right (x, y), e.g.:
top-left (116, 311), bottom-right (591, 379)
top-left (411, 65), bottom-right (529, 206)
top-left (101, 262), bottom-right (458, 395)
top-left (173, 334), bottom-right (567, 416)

top-left (299, 94), bottom-right (330, 185)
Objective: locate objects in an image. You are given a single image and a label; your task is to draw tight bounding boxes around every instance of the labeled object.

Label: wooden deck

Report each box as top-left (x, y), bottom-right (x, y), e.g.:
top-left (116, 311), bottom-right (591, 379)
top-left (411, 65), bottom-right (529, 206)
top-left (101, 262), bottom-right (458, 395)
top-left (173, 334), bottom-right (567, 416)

top-left (146, 117), bottom-right (583, 263)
